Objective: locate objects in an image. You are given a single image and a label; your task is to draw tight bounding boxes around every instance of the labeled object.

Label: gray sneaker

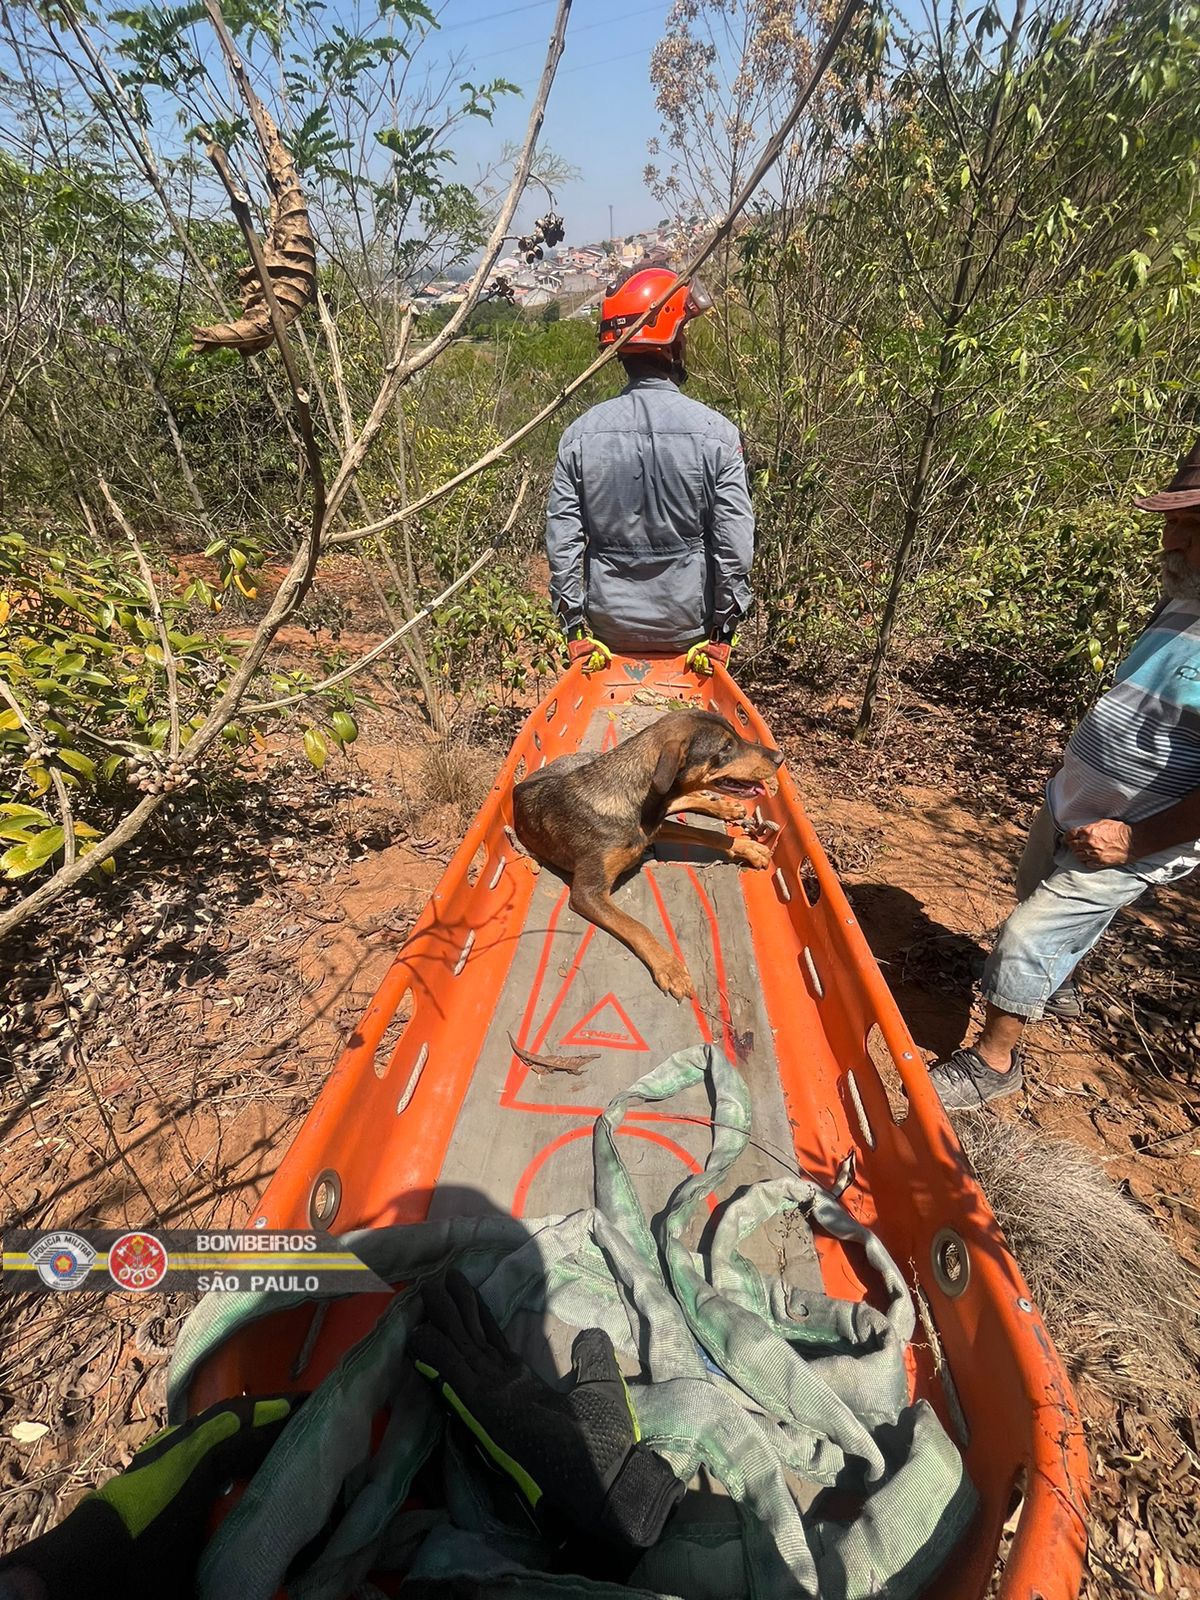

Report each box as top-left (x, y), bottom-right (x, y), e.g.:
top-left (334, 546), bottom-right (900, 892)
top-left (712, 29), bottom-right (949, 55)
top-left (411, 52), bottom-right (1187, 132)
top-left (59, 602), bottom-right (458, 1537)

top-left (927, 1048), bottom-right (1023, 1112)
top-left (1043, 984), bottom-right (1083, 1020)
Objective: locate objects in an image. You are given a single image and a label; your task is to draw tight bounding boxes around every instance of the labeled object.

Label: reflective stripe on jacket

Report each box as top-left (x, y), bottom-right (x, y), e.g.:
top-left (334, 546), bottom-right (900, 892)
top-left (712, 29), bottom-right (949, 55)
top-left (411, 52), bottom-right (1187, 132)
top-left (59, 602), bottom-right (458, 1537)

top-left (545, 372), bottom-right (754, 652)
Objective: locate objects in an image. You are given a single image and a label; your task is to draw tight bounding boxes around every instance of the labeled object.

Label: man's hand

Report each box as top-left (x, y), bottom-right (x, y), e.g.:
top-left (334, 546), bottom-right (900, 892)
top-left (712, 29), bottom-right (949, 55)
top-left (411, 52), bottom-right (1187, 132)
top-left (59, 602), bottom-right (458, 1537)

top-left (1065, 819), bottom-right (1136, 868)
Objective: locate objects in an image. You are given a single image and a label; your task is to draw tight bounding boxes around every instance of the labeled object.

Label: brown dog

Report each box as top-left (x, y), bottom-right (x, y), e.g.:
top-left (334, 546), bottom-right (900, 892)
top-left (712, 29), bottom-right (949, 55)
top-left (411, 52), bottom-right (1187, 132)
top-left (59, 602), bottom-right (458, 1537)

top-left (513, 710), bottom-right (783, 999)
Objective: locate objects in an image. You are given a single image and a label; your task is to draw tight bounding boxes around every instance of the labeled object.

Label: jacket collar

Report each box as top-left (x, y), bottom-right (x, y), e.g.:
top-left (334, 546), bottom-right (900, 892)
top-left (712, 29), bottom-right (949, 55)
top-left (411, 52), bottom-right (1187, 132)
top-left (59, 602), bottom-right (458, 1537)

top-left (621, 371), bottom-right (679, 394)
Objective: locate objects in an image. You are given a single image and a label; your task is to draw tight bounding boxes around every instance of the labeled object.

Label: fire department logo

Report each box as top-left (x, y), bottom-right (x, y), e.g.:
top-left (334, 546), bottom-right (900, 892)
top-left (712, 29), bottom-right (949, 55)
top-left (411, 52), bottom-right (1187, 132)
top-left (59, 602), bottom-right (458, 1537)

top-left (107, 1232), bottom-right (168, 1292)
top-left (29, 1232), bottom-right (95, 1290)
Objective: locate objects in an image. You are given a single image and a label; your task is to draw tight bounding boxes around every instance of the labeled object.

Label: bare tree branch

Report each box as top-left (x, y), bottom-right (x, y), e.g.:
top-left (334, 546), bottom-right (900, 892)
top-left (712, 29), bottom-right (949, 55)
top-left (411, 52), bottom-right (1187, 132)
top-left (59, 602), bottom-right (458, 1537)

top-left (0, 679), bottom-right (76, 867)
top-left (243, 477), bottom-right (530, 716)
top-left (98, 477), bottom-right (182, 759)
top-left (320, 0), bottom-right (575, 533)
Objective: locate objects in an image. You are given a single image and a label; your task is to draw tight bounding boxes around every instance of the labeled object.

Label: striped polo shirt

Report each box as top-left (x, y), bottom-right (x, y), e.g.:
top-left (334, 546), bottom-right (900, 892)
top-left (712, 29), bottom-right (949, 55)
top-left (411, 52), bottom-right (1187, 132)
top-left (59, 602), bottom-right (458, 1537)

top-left (1048, 597), bottom-right (1200, 870)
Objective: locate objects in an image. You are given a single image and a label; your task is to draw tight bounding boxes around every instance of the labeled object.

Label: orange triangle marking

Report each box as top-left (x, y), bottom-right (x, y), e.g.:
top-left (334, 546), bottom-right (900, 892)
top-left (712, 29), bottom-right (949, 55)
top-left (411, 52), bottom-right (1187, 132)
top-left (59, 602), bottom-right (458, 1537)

top-left (560, 993), bottom-right (649, 1053)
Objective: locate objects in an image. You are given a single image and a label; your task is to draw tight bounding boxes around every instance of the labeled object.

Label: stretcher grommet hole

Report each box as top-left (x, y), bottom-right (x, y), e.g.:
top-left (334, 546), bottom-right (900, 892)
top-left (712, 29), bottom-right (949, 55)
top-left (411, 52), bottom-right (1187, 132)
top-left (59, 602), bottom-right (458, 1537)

top-left (932, 1228), bottom-right (971, 1297)
top-left (453, 929), bottom-right (476, 976)
top-left (396, 1043), bottom-right (429, 1115)
top-left (773, 867), bottom-right (791, 903)
top-left (844, 1071), bottom-right (875, 1150)
top-left (545, 699), bottom-right (558, 720)
top-left (309, 1170), bottom-right (341, 1230)
top-left (488, 856), bottom-right (506, 889)
top-left (467, 842), bottom-right (488, 886)
top-left (1017, 1296), bottom-right (1033, 1313)
top-left (373, 989), bottom-right (414, 1079)
top-left (799, 859), bottom-right (821, 905)
top-left (865, 1023), bottom-right (909, 1123)
top-left (802, 946), bottom-right (824, 998)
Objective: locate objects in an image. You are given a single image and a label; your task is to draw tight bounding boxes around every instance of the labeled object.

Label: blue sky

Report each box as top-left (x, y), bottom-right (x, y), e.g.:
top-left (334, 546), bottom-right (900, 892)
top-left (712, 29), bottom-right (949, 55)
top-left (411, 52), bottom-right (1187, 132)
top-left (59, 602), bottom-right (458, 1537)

top-left (423, 1), bottom-right (671, 245)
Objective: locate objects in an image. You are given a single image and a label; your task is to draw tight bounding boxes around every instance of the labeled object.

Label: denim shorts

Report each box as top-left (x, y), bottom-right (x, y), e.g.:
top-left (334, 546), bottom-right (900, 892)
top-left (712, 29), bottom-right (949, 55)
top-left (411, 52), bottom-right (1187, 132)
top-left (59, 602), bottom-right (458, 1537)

top-left (981, 804), bottom-right (1198, 1020)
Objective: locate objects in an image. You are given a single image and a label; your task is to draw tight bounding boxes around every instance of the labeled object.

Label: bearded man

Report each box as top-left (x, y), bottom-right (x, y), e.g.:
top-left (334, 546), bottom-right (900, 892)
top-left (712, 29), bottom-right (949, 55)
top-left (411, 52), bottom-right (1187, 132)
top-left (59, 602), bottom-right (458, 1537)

top-left (930, 445), bottom-right (1200, 1110)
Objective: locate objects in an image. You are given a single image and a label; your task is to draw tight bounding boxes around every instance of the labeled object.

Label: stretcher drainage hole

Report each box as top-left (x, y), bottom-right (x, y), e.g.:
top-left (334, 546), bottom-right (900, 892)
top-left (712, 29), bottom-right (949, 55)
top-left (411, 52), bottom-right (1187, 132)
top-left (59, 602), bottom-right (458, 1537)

top-left (309, 1170), bottom-right (341, 1230)
top-left (987, 1467), bottom-right (1028, 1588)
top-left (932, 1228), bottom-right (971, 1298)
top-left (514, 755), bottom-right (527, 781)
top-left (734, 704), bottom-right (749, 726)
top-left (374, 989), bottom-right (414, 1079)
top-left (866, 1024), bottom-right (909, 1123)
top-left (844, 1071), bottom-right (875, 1150)
top-left (545, 699), bottom-right (558, 721)
top-left (533, 730), bottom-right (542, 751)
top-left (467, 842), bottom-right (488, 887)
top-left (799, 859), bottom-right (821, 905)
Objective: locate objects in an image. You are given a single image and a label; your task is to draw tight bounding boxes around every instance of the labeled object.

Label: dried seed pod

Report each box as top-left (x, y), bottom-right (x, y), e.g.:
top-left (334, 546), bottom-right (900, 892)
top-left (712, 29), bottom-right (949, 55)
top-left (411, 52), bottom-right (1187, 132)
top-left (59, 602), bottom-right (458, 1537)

top-left (193, 109), bottom-right (316, 356)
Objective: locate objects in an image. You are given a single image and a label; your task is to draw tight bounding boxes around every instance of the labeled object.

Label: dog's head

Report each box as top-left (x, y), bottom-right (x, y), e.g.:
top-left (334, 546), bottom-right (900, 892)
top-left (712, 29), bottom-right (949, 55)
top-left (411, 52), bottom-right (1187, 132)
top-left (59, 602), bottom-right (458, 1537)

top-left (649, 711), bottom-right (783, 800)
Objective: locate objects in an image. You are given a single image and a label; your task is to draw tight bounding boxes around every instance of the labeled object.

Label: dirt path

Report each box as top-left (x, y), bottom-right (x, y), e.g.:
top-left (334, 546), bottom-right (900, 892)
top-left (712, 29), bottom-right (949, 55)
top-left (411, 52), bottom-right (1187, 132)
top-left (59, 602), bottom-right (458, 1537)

top-left (0, 664), bottom-right (1195, 1594)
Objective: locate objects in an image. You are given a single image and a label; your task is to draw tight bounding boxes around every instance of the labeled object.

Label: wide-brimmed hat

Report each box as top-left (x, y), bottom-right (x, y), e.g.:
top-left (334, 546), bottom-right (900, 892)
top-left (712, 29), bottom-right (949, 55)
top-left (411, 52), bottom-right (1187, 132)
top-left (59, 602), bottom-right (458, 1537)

top-left (1134, 438), bottom-right (1200, 511)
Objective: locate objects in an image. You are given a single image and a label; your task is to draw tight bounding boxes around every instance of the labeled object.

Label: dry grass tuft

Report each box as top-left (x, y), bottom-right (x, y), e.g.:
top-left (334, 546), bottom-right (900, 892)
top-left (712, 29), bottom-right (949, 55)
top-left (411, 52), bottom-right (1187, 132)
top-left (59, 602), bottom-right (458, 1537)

top-left (418, 737), bottom-right (493, 831)
top-left (957, 1116), bottom-right (1200, 1407)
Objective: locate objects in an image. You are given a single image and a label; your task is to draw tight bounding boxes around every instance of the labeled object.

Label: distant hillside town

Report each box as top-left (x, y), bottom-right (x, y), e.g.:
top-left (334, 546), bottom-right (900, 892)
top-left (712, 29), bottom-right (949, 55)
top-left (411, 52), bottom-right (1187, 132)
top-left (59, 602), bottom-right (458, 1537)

top-left (413, 225), bottom-right (680, 318)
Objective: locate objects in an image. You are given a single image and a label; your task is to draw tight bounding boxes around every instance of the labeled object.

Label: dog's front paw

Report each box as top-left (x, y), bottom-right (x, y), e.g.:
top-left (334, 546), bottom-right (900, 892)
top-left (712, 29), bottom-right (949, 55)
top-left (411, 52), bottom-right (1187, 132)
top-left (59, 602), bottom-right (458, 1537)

top-left (732, 836), bottom-right (771, 869)
top-left (701, 792), bottom-right (746, 820)
top-left (653, 954), bottom-right (695, 1001)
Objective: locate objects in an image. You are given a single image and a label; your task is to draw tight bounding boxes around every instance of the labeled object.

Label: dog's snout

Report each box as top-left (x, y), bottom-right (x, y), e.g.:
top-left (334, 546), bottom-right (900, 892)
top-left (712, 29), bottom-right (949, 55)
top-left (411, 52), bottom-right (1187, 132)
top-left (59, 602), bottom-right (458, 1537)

top-left (767, 747), bottom-right (784, 769)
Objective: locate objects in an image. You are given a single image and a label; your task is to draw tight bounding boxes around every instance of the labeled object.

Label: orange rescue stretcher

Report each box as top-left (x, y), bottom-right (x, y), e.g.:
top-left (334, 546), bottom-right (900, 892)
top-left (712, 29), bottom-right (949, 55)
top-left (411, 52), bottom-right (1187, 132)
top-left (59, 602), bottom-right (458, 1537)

top-left (189, 654), bottom-right (1089, 1599)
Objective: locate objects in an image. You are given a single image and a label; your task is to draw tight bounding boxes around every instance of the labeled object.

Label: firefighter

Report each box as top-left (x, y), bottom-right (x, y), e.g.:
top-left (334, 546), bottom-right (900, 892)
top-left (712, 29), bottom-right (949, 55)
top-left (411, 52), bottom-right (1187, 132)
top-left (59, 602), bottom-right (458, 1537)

top-left (546, 268), bottom-right (754, 674)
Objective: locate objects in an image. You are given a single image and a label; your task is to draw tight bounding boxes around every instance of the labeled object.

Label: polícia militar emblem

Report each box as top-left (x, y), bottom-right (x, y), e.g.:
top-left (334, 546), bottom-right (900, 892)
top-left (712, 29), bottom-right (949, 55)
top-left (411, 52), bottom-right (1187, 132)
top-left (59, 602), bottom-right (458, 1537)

top-left (29, 1232), bottom-right (96, 1290)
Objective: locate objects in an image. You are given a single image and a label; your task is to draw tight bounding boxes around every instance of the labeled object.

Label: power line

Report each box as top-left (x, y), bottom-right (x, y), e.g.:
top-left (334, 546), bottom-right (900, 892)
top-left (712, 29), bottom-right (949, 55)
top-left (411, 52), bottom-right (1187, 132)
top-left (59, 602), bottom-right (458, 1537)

top-left (434, 0), bottom-right (555, 33)
top-left (466, 2), bottom-right (662, 64)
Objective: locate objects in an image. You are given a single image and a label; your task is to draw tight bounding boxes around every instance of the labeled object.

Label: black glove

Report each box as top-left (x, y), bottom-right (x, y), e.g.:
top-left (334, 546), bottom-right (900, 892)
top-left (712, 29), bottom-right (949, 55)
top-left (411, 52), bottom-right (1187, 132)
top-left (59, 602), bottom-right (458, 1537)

top-left (0, 1395), bottom-right (300, 1600)
top-left (409, 1271), bottom-right (683, 1568)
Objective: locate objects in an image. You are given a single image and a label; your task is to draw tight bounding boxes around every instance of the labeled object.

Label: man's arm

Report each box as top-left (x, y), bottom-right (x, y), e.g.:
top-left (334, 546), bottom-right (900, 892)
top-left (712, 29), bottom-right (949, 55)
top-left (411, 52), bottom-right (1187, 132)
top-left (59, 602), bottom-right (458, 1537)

top-left (708, 435), bottom-right (754, 641)
top-left (545, 436), bottom-right (587, 635)
top-left (1066, 784), bottom-right (1200, 866)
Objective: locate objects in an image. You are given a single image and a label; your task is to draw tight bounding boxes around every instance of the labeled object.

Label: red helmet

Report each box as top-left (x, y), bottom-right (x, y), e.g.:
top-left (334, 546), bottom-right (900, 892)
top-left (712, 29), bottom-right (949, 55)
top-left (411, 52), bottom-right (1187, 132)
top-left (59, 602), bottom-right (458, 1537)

top-left (598, 267), bottom-right (712, 349)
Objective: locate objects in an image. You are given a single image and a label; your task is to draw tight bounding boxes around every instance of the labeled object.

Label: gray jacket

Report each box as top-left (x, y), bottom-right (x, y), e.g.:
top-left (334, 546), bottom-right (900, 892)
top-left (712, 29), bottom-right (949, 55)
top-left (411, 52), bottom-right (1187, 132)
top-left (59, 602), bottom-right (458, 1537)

top-left (545, 372), bottom-right (754, 652)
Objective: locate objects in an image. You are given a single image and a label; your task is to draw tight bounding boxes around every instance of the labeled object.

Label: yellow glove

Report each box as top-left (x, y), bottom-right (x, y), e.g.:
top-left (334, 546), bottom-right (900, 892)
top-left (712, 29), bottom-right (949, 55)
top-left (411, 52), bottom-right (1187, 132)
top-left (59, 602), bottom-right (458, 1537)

top-left (567, 634), bottom-right (613, 673)
top-left (685, 640), bottom-right (732, 676)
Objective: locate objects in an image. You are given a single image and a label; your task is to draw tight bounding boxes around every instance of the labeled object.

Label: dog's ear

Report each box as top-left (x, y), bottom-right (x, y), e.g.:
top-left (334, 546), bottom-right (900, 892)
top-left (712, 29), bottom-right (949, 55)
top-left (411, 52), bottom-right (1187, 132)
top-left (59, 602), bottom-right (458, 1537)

top-left (651, 737), bottom-right (686, 798)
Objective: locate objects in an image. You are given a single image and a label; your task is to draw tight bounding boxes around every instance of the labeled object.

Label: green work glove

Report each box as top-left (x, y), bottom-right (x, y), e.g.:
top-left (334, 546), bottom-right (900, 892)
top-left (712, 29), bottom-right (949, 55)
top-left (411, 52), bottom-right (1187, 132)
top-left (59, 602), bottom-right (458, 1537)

top-left (410, 1271), bottom-right (684, 1571)
top-left (0, 1395), bottom-right (300, 1600)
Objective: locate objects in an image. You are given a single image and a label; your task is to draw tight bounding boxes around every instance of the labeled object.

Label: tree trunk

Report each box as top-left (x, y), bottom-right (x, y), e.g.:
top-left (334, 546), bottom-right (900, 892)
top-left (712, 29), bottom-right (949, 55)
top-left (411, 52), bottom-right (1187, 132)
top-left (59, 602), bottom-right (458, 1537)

top-left (853, 398), bottom-right (940, 739)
